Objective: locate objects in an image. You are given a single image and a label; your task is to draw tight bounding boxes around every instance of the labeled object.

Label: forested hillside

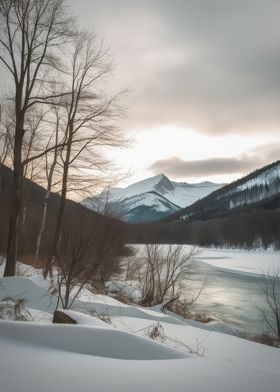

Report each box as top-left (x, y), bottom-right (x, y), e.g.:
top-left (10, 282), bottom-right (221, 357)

top-left (127, 161), bottom-right (280, 249)
top-left (0, 165), bottom-right (128, 272)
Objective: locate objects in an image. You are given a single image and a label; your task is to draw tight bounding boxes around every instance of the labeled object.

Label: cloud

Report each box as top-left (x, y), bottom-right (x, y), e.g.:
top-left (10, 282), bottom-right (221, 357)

top-left (148, 142), bottom-right (280, 178)
top-left (252, 143), bottom-right (280, 163)
top-left (69, 0), bottom-right (280, 135)
top-left (149, 157), bottom-right (256, 178)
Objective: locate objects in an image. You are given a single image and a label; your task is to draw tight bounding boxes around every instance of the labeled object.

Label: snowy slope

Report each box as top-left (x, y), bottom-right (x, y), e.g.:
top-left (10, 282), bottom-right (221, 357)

top-left (0, 270), bottom-right (280, 392)
top-left (225, 161), bottom-right (280, 208)
top-left (233, 163), bottom-right (280, 192)
top-left (2, 319), bottom-right (280, 392)
top-left (121, 191), bottom-right (180, 213)
top-left (169, 180), bottom-right (223, 207)
top-left (120, 191), bottom-right (181, 222)
top-left (171, 160), bottom-right (280, 222)
top-left (82, 174), bottom-right (224, 222)
top-left (118, 174), bottom-right (173, 198)
top-left (99, 174), bottom-right (223, 208)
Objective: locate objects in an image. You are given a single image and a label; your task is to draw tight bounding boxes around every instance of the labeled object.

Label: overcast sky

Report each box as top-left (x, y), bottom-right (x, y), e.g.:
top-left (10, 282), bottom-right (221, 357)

top-left (25, 1), bottom-right (280, 183)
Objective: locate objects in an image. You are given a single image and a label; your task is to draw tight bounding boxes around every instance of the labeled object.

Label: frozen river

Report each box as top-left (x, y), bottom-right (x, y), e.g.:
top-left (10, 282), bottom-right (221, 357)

top-left (134, 245), bottom-right (280, 336)
top-left (187, 248), bottom-right (280, 335)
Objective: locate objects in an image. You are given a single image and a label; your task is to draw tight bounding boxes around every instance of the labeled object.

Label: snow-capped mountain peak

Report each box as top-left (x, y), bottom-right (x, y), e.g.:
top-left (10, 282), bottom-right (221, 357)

top-left (120, 173), bottom-right (173, 197)
top-left (82, 174), bottom-right (224, 223)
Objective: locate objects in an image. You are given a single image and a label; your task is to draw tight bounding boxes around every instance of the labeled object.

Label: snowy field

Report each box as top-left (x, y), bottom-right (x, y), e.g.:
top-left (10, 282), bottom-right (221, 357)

top-left (0, 261), bottom-right (280, 392)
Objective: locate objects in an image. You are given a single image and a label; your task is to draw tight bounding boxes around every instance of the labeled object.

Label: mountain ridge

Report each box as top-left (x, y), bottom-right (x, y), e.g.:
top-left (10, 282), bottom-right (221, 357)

top-left (82, 173), bottom-right (224, 222)
top-left (127, 161), bottom-right (280, 249)
top-left (165, 160), bottom-right (280, 223)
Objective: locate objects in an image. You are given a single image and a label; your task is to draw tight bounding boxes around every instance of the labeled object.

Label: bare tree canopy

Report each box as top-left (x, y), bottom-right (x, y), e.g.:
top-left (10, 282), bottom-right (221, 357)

top-left (0, 0), bottom-right (128, 279)
top-left (43, 29), bottom-right (128, 277)
top-left (139, 244), bottom-right (201, 308)
top-left (0, 0), bottom-right (72, 276)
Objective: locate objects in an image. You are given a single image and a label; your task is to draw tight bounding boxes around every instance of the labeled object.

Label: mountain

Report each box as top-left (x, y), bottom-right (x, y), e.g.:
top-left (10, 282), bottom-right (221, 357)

top-left (82, 174), bottom-right (224, 223)
top-left (166, 160), bottom-right (280, 223)
top-left (127, 161), bottom-right (280, 249)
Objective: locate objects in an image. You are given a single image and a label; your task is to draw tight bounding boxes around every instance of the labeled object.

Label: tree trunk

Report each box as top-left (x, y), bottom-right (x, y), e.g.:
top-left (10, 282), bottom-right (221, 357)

top-left (35, 129), bottom-right (59, 264)
top-left (4, 110), bottom-right (24, 276)
top-left (34, 190), bottom-right (50, 262)
top-left (4, 161), bottom-right (23, 276)
top-left (44, 130), bottom-right (72, 278)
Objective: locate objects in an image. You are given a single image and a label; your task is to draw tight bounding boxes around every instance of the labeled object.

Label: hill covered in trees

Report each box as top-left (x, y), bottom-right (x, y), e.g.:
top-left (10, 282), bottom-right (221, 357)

top-left (0, 164), bottom-right (128, 278)
top-left (127, 161), bottom-right (280, 249)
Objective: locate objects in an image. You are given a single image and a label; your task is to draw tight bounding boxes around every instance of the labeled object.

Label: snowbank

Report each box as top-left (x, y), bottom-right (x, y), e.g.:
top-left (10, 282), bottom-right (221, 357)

top-left (1, 270), bottom-right (280, 391)
top-left (1, 318), bottom-right (280, 392)
top-left (0, 320), bottom-right (187, 360)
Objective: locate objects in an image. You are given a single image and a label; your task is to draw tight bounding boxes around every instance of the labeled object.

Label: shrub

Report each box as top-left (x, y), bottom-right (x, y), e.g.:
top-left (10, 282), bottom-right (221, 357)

top-left (0, 297), bottom-right (32, 321)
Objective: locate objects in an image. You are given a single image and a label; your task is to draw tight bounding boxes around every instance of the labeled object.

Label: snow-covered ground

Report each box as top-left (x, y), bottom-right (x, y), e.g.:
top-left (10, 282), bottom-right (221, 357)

top-left (0, 262), bottom-right (280, 391)
top-left (196, 247), bottom-right (280, 277)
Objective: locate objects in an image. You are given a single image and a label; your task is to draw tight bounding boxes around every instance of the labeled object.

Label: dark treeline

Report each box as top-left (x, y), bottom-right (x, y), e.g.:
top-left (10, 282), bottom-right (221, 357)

top-left (127, 209), bottom-right (280, 249)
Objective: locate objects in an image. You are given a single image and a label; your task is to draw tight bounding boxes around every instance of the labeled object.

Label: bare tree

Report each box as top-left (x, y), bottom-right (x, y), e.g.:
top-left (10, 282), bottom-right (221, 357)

top-left (19, 107), bottom-right (50, 245)
top-left (258, 269), bottom-right (280, 342)
top-left (33, 105), bottom-right (62, 262)
top-left (54, 237), bottom-right (97, 310)
top-left (0, 0), bottom-right (72, 276)
top-left (44, 30), bottom-right (127, 277)
top-left (53, 212), bottom-right (127, 309)
top-left (0, 297), bottom-right (32, 321)
top-left (140, 244), bottom-right (200, 307)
